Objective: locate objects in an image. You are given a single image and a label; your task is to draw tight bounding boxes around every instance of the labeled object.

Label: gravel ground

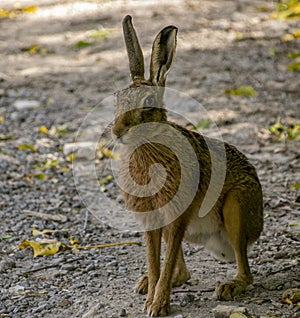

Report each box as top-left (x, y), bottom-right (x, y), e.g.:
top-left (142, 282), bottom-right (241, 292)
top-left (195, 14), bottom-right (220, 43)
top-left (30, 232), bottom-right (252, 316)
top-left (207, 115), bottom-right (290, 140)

top-left (0, 0), bottom-right (299, 317)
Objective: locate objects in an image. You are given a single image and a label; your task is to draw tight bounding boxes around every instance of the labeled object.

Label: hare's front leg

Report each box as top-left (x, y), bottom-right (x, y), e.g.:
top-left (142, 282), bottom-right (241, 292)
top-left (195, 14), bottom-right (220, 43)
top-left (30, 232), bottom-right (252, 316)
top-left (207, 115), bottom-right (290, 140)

top-left (136, 229), bottom-right (190, 295)
top-left (147, 224), bottom-right (185, 317)
top-left (143, 229), bottom-right (162, 312)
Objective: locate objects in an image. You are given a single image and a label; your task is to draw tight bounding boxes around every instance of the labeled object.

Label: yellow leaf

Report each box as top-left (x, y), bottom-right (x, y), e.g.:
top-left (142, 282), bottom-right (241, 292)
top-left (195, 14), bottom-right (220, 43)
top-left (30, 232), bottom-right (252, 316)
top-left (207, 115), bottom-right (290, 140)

top-left (18, 144), bottom-right (36, 151)
top-left (0, 8), bottom-right (10, 17)
top-left (60, 166), bottom-right (69, 172)
top-left (28, 43), bottom-right (38, 54)
top-left (281, 33), bottom-right (295, 42)
top-left (98, 175), bottom-right (113, 185)
top-left (19, 240), bottom-right (62, 257)
top-left (67, 153), bottom-right (74, 162)
top-left (32, 227), bottom-right (56, 236)
top-left (293, 29), bottom-right (300, 37)
top-left (39, 125), bottom-right (49, 134)
top-left (69, 236), bottom-right (79, 245)
top-left (99, 144), bottom-right (119, 159)
top-left (22, 6), bottom-right (38, 13)
top-left (0, 116), bottom-right (5, 123)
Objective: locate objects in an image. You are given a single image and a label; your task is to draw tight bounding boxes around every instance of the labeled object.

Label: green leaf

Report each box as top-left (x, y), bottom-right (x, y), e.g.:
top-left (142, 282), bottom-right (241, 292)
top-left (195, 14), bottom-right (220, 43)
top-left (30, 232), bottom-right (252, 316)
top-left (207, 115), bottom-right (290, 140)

top-left (196, 119), bottom-right (212, 130)
top-left (269, 120), bottom-right (285, 134)
top-left (2, 235), bottom-right (14, 239)
top-left (98, 175), bottom-right (113, 185)
top-left (18, 144), bottom-right (36, 151)
top-left (288, 51), bottom-right (300, 58)
top-left (288, 62), bottom-right (300, 71)
top-left (290, 222), bottom-right (300, 227)
top-left (291, 182), bottom-right (300, 189)
top-left (76, 41), bottom-right (92, 48)
top-left (0, 135), bottom-right (14, 141)
top-left (224, 85), bottom-right (257, 97)
top-left (87, 29), bottom-right (111, 39)
top-left (34, 173), bottom-right (46, 180)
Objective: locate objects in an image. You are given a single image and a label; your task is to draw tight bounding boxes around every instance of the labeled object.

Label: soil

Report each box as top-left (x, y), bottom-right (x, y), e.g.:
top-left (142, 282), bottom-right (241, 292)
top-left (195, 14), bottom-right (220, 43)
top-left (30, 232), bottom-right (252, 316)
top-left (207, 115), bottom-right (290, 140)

top-left (0, 0), bottom-right (299, 317)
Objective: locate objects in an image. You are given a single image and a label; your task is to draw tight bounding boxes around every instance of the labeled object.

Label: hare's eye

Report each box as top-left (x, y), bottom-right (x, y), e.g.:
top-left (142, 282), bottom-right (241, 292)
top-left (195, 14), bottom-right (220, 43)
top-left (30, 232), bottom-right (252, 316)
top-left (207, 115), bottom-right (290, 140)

top-left (143, 95), bottom-right (155, 108)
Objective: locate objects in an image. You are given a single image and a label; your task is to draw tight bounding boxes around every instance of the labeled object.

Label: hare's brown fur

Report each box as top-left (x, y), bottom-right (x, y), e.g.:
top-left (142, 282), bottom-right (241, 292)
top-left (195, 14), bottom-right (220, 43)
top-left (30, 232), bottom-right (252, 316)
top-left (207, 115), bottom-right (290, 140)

top-left (112, 15), bottom-right (263, 317)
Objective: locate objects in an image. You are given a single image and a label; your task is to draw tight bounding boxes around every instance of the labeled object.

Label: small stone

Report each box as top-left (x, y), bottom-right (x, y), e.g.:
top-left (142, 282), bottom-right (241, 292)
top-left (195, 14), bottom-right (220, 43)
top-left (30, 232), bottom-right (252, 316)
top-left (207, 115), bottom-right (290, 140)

top-left (212, 305), bottom-right (247, 318)
top-left (8, 285), bottom-right (25, 294)
top-left (58, 299), bottom-right (71, 307)
top-left (0, 260), bottom-right (16, 273)
top-left (63, 142), bottom-right (95, 160)
top-left (120, 308), bottom-right (127, 316)
top-left (13, 100), bottom-right (40, 110)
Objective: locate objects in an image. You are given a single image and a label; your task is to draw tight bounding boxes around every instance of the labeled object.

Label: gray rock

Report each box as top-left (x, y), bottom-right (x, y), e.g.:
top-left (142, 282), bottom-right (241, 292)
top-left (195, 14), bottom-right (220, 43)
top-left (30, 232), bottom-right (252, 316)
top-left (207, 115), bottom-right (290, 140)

top-left (13, 100), bottom-right (40, 110)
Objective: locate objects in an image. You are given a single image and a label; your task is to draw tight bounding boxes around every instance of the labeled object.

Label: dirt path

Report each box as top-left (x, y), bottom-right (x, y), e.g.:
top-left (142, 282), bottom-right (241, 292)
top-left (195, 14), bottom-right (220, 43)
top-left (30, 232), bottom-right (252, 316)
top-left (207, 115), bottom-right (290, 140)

top-left (0, 1), bottom-right (299, 317)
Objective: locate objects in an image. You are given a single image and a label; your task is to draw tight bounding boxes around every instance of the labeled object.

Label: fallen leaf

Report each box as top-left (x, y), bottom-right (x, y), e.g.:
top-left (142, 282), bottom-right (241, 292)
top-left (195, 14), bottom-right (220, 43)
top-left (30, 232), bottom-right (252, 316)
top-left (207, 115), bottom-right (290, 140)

top-left (19, 238), bottom-right (141, 257)
top-left (67, 153), bottom-right (74, 162)
top-left (18, 144), bottom-right (36, 151)
top-left (224, 85), bottom-right (257, 97)
top-left (0, 135), bottom-right (14, 141)
top-left (34, 173), bottom-right (46, 180)
top-left (0, 116), bottom-right (5, 123)
top-left (69, 236), bottom-right (78, 245)
top-left (39, 125), bottom-right (49, 134)
top-left (22, 6), bottom-right (38, 13)
top-left (272, 0), bottom-right (300, 20)
top-left (196, 119), bottom-right (212, 130)
top-left (76, 40), bottom-right (92, 48)
top-left (230, 313), bottom-right (248, 318)
top-left (98, 144), bottom-right (119, 159)
top-left (32, 227), bottom-right (58, 236)
top-left (87, 29), bottom-right (112, 39)
top-left (293, 29), bottom-right (300, 37)
top-left (2, 235), bottom-right (14, 239)
top-left (282, 288), bottom-right (300, 304)
top-left (19, 239), bottom-right (62, 257)
top-left (288, 51), bottom-right (300, 58)
top-left (288, 62), bottom-right (300, 71)
top-left (291, 182), bottom-right (300, 189)
top-left (98, 175), bottom-right (113, 185)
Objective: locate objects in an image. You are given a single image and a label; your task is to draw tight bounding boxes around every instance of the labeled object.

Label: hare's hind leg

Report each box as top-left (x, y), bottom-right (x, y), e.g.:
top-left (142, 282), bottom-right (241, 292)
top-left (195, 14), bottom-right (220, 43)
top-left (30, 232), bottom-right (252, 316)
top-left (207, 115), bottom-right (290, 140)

top-left (215, 190), bottom-right (256, 300)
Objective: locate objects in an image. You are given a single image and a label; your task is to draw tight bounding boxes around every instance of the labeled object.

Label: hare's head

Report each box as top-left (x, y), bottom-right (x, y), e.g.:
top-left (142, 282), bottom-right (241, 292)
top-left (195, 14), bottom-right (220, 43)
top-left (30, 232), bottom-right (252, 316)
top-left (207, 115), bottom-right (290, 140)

top-left (112, 15), bottom-right (177, 144)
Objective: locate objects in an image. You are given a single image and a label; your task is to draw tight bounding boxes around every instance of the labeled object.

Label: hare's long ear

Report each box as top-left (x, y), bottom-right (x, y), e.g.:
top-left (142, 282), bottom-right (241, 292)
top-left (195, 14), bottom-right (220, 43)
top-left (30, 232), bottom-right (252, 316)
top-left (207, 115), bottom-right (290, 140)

top-left (149, 26), bottom-right (177, 86)
top-left (122, 15), bottom-right (145, 81)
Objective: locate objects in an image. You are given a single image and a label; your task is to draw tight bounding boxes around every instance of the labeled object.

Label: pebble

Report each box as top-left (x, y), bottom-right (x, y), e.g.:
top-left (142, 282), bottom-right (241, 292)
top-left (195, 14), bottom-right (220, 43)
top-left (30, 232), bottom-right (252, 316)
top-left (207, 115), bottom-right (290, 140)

top-left (13, 100), bottom-right (40, 110)
top-left (120, 308), bottom-right (127, 316)
top-left (212, 305), bottom-right (247, 318)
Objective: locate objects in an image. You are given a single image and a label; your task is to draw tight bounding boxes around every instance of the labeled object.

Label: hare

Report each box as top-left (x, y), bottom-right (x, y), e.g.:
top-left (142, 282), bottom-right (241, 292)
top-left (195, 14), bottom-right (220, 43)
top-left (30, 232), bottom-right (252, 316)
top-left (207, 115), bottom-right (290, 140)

top-left (111, 15), bottom-right (263, 317)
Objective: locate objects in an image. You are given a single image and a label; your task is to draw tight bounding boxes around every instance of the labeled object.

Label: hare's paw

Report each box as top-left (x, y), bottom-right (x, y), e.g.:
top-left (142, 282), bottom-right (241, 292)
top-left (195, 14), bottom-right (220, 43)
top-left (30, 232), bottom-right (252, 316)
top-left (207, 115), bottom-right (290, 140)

top-left (215, 279), bottom-right (248, 301)
top-left (135, 274), bottom-right (148, 294)
top-left (147, 296), bottom-right (170, 317)
top-left (172, 268), bottom-right (190, 287)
